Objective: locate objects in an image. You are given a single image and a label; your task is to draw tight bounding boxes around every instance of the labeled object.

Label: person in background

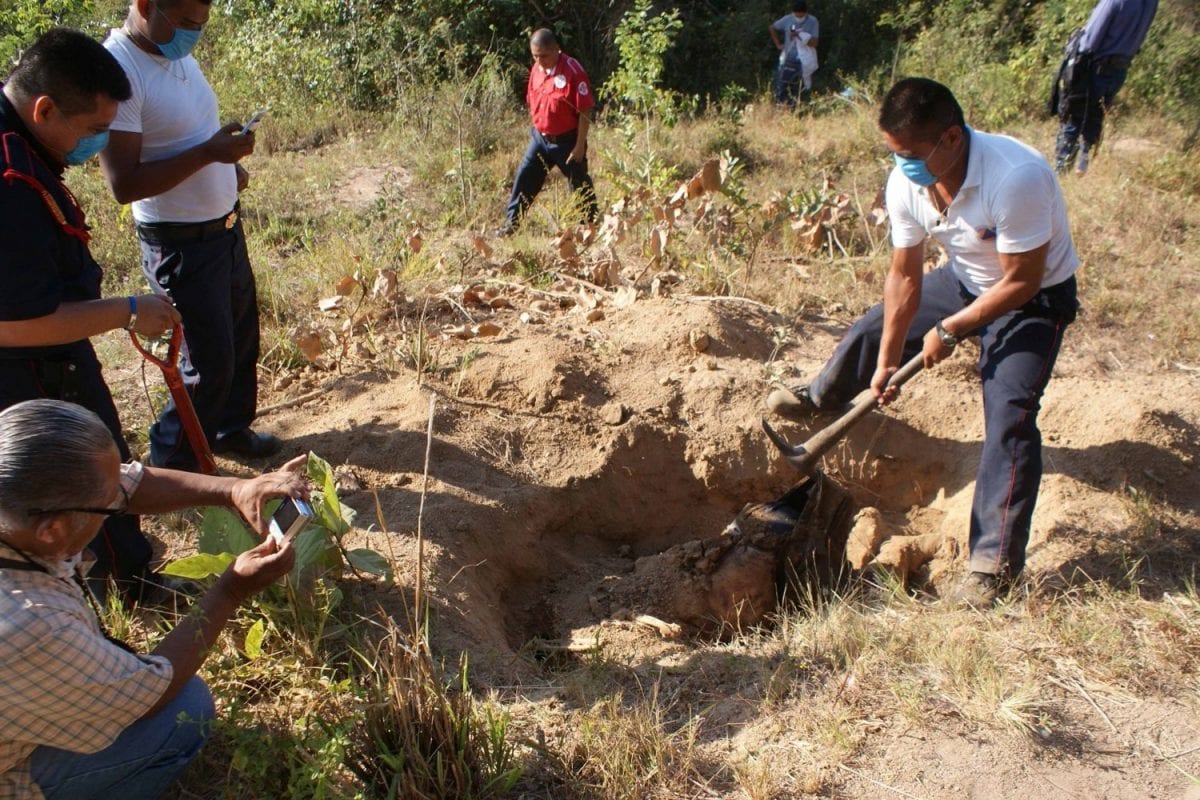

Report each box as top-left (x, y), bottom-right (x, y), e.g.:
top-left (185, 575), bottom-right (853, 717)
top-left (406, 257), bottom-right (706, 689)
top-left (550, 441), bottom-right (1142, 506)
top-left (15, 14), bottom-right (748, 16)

top-left (0, 27), bottom-right (181, 604)
top-left (101, 0), bottom-right (282, 471)
top-left (496, 28), bottom-right (598, 237)
top-left (770, 1), bottom-right (820, 106)
top-left (0, 399), bottom-right (306, 800)
top-left (1054, 0), bottom-right (1157, 175)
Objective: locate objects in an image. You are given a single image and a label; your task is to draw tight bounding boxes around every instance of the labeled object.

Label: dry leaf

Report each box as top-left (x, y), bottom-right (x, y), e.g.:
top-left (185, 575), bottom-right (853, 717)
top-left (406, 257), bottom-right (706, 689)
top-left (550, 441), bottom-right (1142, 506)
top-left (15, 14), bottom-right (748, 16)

top-left (554, 231), bottom-right (577, 261)
top-left (699, 158), bottom-right (722, 192)
top-left (471, 235), bottom-right (493, 259)
top-left (613, 286), bottom-right (637, 309)
top-left (576, 288), bottom-right (598, 311)
top-left (489, 296), bottom-right (512, 310)
top-left (530, 300), bottom-right (556, 314)
top-left (372, 269), bottom-right (399, 300)
top-left (408, 229), bottom-right (424, 253)
top-left (293, 331), bottom-right (323, 363)
top-left (648, 225), bottom-right (669, 260)
top-left (473, 322), bottom-right (501, 337)
top-left (586, 309), bottom-right (605, 322)
top-left (669, 182), bottom-right (690, 206)
top-left (318, 296), bottom-right (345, 312)
top-left (335, 275), bottom-right (358, 296)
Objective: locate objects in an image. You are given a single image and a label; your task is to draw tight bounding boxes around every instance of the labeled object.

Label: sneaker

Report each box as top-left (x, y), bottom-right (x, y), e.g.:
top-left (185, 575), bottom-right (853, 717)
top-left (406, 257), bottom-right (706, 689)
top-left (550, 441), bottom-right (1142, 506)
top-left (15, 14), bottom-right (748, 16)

top-left (491, 225), bottom-right (515, 239)
top-left (1076, 146), bottom-right (1090, 176)
top-left (949, 571), bottom-right (1002, 609)
top-left (213, 428), bottom-right (282, 459)
top-left (766, 385), bottom-right (823, 421)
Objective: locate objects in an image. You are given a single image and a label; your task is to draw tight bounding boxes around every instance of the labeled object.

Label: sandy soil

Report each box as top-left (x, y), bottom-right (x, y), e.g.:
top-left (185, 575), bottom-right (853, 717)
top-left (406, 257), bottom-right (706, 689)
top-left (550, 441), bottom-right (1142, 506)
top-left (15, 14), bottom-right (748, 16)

top-left (126, 289), bottom-right (1200, 797)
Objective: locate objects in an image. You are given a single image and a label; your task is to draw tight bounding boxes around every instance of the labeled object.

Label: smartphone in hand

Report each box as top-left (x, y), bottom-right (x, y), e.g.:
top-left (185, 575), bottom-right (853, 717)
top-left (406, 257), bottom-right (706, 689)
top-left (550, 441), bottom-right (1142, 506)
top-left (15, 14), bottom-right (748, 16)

top-left (241, 109), bottom-right (269, 135)
top-left (268, 496), bottom-right (313, 544)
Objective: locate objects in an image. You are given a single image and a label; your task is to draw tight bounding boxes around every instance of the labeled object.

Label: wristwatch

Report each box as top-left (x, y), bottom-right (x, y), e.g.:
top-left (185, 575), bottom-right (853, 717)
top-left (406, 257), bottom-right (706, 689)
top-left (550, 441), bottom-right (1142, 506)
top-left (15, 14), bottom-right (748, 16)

top-left (935, 319), bottom-right (959, 348)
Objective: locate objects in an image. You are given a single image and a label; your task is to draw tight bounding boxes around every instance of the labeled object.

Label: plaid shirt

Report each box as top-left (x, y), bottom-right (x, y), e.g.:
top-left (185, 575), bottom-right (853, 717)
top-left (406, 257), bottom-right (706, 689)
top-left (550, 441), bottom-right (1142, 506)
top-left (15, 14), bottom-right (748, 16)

top-left (0, 463), bottom-right (173, 800)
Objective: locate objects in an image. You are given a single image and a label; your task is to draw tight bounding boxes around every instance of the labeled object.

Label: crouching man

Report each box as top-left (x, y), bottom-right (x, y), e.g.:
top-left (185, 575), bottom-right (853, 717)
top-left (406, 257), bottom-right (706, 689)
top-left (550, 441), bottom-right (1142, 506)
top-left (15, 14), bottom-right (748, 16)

top-left (0, 399), bottom-right (307, 799)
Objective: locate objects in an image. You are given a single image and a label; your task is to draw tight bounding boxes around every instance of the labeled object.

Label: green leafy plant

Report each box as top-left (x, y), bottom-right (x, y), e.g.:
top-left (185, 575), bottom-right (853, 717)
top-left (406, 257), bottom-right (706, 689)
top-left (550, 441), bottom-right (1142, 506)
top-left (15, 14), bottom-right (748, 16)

top-left (164, 451), bottom-right (391, 589)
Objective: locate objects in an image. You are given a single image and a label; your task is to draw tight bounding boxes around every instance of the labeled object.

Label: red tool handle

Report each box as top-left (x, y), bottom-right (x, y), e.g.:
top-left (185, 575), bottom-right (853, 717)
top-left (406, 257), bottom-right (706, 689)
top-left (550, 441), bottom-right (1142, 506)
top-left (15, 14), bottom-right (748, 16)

top-left (130, 323), bottom-right (219, 475)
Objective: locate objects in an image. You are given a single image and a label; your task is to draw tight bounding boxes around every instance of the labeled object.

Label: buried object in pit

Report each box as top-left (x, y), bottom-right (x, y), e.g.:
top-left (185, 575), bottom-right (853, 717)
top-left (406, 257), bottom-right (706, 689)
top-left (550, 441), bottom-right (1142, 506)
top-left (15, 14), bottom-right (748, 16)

top-left (604, 472), bottom-right (856, 637)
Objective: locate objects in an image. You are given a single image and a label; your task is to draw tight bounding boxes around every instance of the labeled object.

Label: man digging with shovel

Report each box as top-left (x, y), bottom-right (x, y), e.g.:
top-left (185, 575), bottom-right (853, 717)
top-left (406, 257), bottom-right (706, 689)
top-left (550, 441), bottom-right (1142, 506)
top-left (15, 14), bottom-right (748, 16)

top-left (767, 78), bottom-right (1080, 607)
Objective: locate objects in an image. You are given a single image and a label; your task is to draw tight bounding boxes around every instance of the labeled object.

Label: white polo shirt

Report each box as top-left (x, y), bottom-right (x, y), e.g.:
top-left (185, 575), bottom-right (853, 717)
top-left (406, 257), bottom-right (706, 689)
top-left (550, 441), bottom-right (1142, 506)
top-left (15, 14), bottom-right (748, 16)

top-left (885, 128), bottom-right (1079, 296)
top-left (104, 29), bottom-right (237, 224)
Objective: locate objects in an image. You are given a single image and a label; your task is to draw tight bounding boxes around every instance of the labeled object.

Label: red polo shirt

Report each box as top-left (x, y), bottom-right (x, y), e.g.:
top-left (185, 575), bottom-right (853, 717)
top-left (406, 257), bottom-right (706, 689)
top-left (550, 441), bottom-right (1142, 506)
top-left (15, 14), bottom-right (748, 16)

top-left (527, 53), bottom-right (594, 136)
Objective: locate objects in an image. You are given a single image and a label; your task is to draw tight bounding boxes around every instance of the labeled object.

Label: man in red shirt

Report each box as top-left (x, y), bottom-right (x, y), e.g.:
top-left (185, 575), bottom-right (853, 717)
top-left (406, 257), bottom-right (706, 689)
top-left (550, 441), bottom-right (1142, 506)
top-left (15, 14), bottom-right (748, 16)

top-left (498, 29), bottom-right (598, 236)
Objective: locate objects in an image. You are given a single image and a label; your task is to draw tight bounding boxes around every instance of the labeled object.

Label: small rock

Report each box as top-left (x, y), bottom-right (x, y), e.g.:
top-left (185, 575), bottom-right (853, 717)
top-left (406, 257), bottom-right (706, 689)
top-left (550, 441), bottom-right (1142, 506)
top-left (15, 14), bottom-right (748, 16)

top-left (586, 308), bottom-right (605, 322)
top-left (618, 544), bottom-right (632, 558)
top-left (704, 357), bottom-right (719, 370)
top-left (601, 402), bottom-right (627, 426)
top-left (688, 330), bottom-right (710, 353)
top-left (333, 466), bottom-right (364, 494)
top-left (273, 374), bottom-right (295, 391)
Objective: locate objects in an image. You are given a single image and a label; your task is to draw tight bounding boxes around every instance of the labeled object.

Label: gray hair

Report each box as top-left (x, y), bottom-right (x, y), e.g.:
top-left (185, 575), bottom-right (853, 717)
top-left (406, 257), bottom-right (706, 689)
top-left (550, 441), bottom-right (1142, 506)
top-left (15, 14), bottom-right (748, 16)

top-left (0, 400), bottom-right (117, 533)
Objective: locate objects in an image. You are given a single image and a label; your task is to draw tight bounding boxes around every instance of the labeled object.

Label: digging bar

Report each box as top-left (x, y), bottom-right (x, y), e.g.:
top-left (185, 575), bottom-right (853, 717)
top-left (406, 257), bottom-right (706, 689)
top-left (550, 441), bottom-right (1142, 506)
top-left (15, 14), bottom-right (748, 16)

top-left (762, 351), bottom-right (925, 476)
top-left (130, 323), bottom-right (219, 475)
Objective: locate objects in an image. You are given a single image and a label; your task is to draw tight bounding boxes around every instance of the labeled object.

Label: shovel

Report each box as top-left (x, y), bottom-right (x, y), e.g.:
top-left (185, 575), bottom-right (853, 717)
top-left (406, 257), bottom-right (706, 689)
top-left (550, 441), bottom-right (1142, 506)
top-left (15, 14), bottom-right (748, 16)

top-left (130, 323), bottom-right (219, 475)
top-left (762, 351), bottom-right (925, 476)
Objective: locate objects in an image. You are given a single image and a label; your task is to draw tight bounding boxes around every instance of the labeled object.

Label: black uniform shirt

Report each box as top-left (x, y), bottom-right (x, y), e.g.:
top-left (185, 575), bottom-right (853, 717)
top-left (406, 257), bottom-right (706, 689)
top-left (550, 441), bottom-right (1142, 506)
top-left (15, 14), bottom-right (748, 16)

top-left (0, 86), bottom-right (103, 360)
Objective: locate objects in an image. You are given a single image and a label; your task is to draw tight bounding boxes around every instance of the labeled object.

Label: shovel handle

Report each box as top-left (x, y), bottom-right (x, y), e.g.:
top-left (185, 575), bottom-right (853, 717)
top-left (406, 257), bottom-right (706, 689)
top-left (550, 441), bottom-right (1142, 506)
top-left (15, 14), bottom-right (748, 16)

top-left (766, 351), bottom-right (925, 476)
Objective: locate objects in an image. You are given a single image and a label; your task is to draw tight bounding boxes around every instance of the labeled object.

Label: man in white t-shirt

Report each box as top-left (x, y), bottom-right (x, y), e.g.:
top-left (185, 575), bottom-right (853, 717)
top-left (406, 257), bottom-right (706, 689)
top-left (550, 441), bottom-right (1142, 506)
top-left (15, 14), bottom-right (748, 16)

top-left (769, 2), bottom-right (820, 106)
top-left (100, 0), bottom-right (281, 471)
top-left (768, 78), bottom-right (1080, 607)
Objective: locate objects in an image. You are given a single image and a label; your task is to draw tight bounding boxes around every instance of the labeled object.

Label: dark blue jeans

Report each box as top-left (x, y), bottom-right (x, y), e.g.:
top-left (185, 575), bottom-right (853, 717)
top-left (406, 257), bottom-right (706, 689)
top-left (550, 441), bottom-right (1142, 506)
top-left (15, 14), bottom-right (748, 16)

top-left (140, 217), bottom-right (260, 471)
top-left (504, 128), bottom-right (597, 231)
top-left (807, 266), bottom-right (1078, 578)
top-left (774, 60), bottom-right (805, 106)
top-left (30, 676), bottom-right (213, 800)
top-left (1055, 66), bottom-right (1127, 168)
top-left (0, 346), bottom-right (152, 600)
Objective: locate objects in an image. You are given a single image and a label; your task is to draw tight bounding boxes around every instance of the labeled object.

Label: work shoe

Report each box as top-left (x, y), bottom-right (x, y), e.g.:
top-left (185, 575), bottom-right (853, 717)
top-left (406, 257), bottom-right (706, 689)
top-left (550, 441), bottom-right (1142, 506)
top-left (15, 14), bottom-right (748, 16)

top-left (214, 428), bottom-right (282, 459)
top-left (766, 385), bottom-right (822, 421)
top-left (948, 571), bottom-right (1003, 609)
top-left (490, 225), bottom-right (515, 239)
top-left (1076, 146), bottom-right (1090, 176)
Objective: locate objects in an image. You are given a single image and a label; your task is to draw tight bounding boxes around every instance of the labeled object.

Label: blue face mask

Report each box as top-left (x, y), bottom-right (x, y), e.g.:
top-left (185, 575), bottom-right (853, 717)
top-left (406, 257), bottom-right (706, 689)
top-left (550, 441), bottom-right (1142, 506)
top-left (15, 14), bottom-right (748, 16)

top-left (893, 131), bottom-right (949, 187)
top-left (153, 7), bottom-right (202, 60)
top-left (64, 131), bottom-right (109, 166)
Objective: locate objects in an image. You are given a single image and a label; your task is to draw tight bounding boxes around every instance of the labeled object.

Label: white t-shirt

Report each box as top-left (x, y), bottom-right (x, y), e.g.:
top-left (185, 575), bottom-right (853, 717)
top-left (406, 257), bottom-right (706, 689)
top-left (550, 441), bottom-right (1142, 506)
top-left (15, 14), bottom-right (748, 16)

top-left (886, 128), bottom-right (1079, 296)
top-left (773, 13), bottom-right (819, 65)
top-left (104, 29), bottom-right (237, 224)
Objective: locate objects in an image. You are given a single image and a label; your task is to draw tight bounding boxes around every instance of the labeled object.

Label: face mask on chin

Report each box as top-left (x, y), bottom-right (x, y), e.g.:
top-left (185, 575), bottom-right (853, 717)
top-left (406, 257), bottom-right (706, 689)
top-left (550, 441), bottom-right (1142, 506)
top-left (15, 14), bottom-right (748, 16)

top-left (64, 131), bottom-right (109, 166)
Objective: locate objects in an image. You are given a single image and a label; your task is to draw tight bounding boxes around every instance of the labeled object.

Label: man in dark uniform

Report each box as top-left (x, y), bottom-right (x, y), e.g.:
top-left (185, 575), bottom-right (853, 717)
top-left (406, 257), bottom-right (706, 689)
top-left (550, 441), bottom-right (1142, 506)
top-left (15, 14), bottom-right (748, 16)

top-left (1054, 0), bottom-right (1157, 175)
top-left (0, 28), bottom-right (180, 603)
top-left (497, 28), bottom-right (598, 237)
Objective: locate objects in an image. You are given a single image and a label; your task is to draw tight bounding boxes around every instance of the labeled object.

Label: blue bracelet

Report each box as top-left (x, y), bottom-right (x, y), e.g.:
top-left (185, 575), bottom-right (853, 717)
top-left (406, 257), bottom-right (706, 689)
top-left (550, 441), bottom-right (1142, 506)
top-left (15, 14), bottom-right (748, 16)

top-left (123, 296), bottom-right (138, 331)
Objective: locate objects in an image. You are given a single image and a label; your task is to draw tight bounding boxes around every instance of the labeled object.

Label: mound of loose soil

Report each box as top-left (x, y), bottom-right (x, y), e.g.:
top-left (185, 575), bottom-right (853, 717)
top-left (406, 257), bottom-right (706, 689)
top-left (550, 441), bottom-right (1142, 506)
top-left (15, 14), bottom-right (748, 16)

top-left (255, 295), bottom-right (1199, 682)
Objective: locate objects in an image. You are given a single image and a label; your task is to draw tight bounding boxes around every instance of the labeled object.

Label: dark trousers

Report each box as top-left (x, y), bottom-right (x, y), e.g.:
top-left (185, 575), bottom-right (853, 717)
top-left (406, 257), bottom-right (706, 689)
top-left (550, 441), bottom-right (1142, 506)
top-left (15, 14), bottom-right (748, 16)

top-left (139, 217), bottom-right (260, 471)
top-left (774, 60), bottom-right (806, 106)
top-left (0, 347), bottom-right (152, 598)
top-left (807, 266), bottom-right (1078, 577)
top-left (1055, 65), bottom-right (1127, 168)
top-left (504, 128), bottom-right (598, 231)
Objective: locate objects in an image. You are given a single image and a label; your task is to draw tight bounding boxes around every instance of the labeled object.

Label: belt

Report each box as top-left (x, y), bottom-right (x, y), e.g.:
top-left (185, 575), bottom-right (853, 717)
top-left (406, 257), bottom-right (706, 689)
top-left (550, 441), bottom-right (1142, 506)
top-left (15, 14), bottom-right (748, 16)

top-left (538, 130), bottom-right (577, 144)
top-left (136, 204), bottom-right (240, 246)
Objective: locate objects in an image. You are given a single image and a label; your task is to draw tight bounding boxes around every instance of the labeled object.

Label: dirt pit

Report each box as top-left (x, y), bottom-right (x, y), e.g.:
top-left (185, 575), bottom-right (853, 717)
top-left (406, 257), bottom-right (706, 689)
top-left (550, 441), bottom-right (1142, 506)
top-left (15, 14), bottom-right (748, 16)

top-left (261, 296), bottom-right (1200, 681)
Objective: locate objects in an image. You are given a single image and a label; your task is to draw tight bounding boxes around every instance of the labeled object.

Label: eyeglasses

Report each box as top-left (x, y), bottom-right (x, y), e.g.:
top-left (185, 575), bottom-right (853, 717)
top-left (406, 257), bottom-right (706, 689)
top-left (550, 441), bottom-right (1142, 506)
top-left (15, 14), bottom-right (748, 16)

top-left (27, 486), bottom-right (130, 518)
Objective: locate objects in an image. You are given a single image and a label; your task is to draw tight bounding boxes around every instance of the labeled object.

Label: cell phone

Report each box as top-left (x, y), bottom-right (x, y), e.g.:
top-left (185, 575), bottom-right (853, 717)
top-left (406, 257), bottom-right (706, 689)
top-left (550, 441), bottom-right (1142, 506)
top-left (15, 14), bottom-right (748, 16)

top-left (268, 496), bottom-right (313, 544)
top-left (241, 109), bottom-right (269, 135)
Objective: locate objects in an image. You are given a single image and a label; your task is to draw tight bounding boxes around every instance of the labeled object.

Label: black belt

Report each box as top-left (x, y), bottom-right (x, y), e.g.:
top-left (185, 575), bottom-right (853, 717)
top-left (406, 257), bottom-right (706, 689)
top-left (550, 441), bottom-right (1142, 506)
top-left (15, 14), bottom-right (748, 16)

top-left (136, 204), bottom-right (240, 246)
top-left (538, 130), bottom-right (577, 144)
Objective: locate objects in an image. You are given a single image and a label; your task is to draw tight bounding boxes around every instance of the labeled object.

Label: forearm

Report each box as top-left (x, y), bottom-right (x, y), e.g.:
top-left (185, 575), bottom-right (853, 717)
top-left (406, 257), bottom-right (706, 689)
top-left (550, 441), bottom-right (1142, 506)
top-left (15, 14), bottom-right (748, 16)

top-left (0, 299), bottom-right (132, 347)
top-left (128, 467), bottom-right (237, 515)
top-left (103, 143), bottom-right (214, 205)
top-left (943, 275), bottom-right (1041, 337)
top-left (144, 575), bottom-right (242, 715)
top-left (878, 260), bottom-right (922, 369)
top-left (576, 111), bottom-right (590, 144)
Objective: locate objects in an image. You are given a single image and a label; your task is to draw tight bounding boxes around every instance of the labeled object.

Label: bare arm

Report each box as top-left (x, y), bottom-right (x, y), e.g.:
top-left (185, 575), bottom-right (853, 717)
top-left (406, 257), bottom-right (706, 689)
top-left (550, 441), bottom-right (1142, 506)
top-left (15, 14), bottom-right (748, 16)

top-left (144, 538), bottom-right (294, 715)
top-left (871, 242), bottom-right (926, 401)
top-left (567, 111), bottom-right (591, 164)
top-left (130, 455), bottom-right (309, 535)
top-left (0, 295), bottom-right (178, 347)
top-left (100, 125), bottom-right (254, 205)
top-left (769, 26), bottom-right (783, 49)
